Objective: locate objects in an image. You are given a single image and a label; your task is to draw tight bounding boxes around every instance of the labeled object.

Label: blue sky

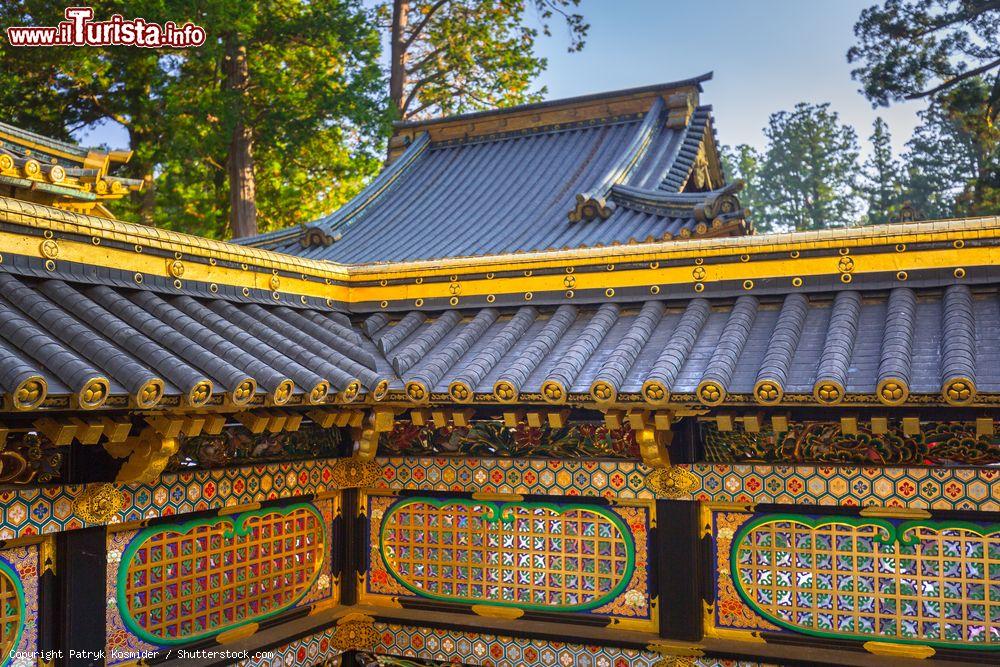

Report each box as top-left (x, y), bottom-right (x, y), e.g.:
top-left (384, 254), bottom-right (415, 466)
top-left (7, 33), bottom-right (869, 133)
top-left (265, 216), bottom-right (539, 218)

top-left (81, 0), bottom-right (924, 157)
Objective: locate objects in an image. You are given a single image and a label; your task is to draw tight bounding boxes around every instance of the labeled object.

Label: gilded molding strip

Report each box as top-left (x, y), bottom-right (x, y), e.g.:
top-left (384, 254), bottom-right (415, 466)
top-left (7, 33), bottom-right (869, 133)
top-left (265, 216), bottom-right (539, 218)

top-left (371, 621), bottom-right (773, 667)
top-left (0, 195), bottom-right (997, 313)
top-left (0, 457), bottom-right (348, 541)
top-left (0, 457), bottom-right (995, 541)
top-left (371, 457), bottom-right (1000, 511)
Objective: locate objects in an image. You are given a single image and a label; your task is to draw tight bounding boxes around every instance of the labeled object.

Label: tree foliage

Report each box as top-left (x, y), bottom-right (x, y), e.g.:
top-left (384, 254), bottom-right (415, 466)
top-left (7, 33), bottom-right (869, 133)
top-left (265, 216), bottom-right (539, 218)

top-left (902, 78), bottom-right (999, 217)
top-left (848, 1), bottom-right (999, 216)
top-left (755, 103), bottom-right (862, 232)
top-left (847, 0), bottom-right (1000, 113)
top-left (0, 0), bottom-right (387, 238)
top-left (384, 0), bottom-right (588, 120)
top-left (861, 117), bottom-right (905, 224)
top-left (720, 144), bottom-right (765, 229)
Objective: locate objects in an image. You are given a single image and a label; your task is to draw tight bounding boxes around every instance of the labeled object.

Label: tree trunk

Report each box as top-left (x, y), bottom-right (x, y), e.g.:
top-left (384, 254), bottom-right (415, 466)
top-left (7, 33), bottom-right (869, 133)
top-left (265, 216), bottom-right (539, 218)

top-left (389, 0), bottom-right (409, 119)
top-left (224, 37), bottom-right (257, 239)
top-left (139, 171), bottom-right (155, 225)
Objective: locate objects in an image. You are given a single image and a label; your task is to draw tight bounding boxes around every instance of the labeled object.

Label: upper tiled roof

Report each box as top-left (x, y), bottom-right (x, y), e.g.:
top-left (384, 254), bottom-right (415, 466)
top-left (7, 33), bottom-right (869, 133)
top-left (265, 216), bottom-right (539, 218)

top-left (0, 120), bottom-right (142, 217)
top-left (240, 74), bottom-right (749, 263)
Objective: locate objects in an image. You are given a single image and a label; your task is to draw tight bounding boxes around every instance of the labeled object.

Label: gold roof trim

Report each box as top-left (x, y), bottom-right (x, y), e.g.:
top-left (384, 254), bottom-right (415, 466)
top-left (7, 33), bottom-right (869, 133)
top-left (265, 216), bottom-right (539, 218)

top-left (350, 215), bottom-right (1000, 278)
top-left (0, 196), bottom-right (349, 280)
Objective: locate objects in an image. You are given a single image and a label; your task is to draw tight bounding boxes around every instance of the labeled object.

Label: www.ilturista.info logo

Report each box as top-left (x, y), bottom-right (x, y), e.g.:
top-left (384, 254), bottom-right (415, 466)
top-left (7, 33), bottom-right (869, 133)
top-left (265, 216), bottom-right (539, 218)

top-left (6, 7), bottom-right (206, 47)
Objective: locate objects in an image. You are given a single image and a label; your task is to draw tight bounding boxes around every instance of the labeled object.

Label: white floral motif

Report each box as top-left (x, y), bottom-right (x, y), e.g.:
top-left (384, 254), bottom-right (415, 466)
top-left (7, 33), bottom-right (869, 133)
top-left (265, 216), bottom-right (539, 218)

top-left (623, 588), bottom-right (645, 608)
top-left (107, 548), bottom-right (122, 563)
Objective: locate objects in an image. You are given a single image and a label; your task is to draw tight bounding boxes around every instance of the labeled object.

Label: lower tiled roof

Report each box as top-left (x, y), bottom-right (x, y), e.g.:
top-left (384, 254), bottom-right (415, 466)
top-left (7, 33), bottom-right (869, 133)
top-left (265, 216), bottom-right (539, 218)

top-left (0, 274), bottom-right (387, 411)
top-left (365, 285), bottom-right (995, 407)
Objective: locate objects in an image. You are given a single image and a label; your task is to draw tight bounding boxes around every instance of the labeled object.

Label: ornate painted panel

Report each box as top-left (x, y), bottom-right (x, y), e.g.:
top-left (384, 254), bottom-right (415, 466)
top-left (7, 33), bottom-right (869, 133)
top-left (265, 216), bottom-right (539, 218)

top-left (370, 621), bottom-right (777, 667)
top-left (702, 421), bottom-right (1000, 466)
top-left (0, 542), bottom-right (40, 667)
top-left (361, 491), bottom-right (655, 631)
top-left (708, 507), bottom-right (1000, 652)
top-left (106, 497), bottom-right (338, 663)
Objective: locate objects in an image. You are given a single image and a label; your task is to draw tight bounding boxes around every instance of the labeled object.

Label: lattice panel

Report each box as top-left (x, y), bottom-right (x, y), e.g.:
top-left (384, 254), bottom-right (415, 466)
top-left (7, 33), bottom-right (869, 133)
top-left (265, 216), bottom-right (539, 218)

top-left (0, 558), bottom-right (22, 663)
top-left (731, 515), bottom-right (1000, 649)
top-left (119, 503), bottom-right (326, 645)
top-left (378, 497), bottom-right (635, 611)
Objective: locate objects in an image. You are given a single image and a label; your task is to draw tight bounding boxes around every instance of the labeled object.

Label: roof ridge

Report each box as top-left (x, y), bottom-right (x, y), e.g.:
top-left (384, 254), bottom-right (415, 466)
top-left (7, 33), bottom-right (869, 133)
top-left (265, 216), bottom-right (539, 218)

top-left (392, 73), bottom-right (713, 131)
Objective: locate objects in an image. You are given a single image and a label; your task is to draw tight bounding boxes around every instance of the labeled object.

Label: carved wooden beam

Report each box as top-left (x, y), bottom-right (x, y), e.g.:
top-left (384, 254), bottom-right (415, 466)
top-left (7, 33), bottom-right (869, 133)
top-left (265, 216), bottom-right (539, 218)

top-left (104, 426), bottom-right (179, 483)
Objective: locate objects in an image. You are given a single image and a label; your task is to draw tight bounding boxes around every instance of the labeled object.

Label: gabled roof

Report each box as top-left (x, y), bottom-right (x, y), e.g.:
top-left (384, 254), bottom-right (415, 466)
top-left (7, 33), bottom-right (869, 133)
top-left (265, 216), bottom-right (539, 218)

top-left (0, 120), bottom-right (142, 218)
top-left (240, 73), bottom-right (749, 263)
top-left (0, 190), bottom-right (997, 413)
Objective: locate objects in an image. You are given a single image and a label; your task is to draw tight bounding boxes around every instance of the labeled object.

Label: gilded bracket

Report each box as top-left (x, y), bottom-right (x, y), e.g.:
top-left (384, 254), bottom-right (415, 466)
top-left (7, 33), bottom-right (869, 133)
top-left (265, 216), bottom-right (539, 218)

top-left (73, 483), bottom-right (125, 524)
top-left (329, 458), bottom-right (383, 488)
top-left (104, 426), bottom-right (179, 484)
top-left (646, 466), bottom-right (698, 499)
top-left (330, 613), bottom-right (379, 652)
top-left (637, 427), bottom-right (673, 468)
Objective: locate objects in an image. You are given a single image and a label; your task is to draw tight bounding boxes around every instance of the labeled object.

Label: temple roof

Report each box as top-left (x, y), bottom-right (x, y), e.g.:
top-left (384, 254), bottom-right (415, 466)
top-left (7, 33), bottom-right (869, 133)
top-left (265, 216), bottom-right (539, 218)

top-left (364, 285), bottom-right (991, 408)
top-left (0, 120), bottom-right (142, 217)
top-left (240, 74), bottom-right (749, 263)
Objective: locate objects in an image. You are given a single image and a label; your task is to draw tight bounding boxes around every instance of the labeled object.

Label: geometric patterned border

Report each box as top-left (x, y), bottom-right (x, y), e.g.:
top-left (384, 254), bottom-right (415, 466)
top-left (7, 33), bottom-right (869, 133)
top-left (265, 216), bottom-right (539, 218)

top-left (234, 627), bottom-right (342, 667)
top-left (371, 621), bottom-right (775, 667)
top-left (0, 456), bottom-right (996, 541)
top-left (682, 462), bottom-right (999, 511)
top-left (0, 458), bottom-right (342, 541)
top-left (374, 457), bottom-right (1000, 511)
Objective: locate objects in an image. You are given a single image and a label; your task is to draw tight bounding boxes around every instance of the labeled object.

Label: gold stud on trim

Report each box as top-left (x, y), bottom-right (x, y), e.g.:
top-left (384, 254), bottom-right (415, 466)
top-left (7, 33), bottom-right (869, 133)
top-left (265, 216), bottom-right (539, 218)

top-left (742, 280), bottom-right (754, 290)
top-left (188, 381), bottom-right (213, 407)
top-left (379, 279), bottom-right (387, 286)
top-left (694, 283), bottom-right (704, 292)
top-left (740, 254), bottom-right (750, 262)
top-left (641, 379), bottom-right (668, 405)
top-left (78, 377), bottom-right (110, 409)
top-left (813, 381), bottom-right (844, 405)
top-left (650, 285), bottom-right (660, 295)
top-left (695, 257), bottom-right (704, 265)
top-left (372, 379), bottom-right (390, 401)
top-left (135, 378), bottom-right (165, 409)
top-left (606, 264), bottom-right (614, 271)
top-left (605, 288), bottom-right (615, 298)
top-left (954, 267), bottom-right (966, 278)
top-left (449, 296), bottom-right (459, 306)
top-left (134, 273), bottom-right (143, 284)
top-left (494, 380), bottom-right (518, 403)
top-left (896, 271), bottom-right (908, 281)
top-left (840, 273), bottom-right (853, 283)
top-left (134, 244), bottom-right (143, 253)
top-left (405, 381), bottom-right (428, 403)
top-left (448, 381), bottom-right (473, 403)
top-left (696, 380), bottom-right (725, 406)
top-left (839, 247), bottom-right (850, 255)
top-left (895, 243), bottom-right (906, 252)
top-left (649, 261), bottom-right (659, 269)
top-left (565, 267), bottom-right (574, 274)
top-left (953, 239), bottom-right (965, 248)
top-left (380, 300), bottom-right (388, 309)
top-left (524, 269), bottom-right (533, 276)
top-left (589, 380), bottom-right (616, 404)
top-left (414, 277), bottom-right (423, 284)
top-left (414, 298), bottom-right (424, 307)
top-left (44, 260), bottom-right (55, 271)
top-left (942, 377), bottom-right (976, 405)
top-left (877, 378), bottom-right (909, 405)
top-left (754, 380), bottom-right (783, 405)
top-left (242, 287), bottom-right (251, 297)
top-left (524, 292), bottom-right (533, 301)
top-left (789, 250), bottom-right (799, 258)
top-left (174, 279), bottom-right (183, 289)
top-left (540, 380), bottom-right (566, 404)
top-left (565, 290), bottom-right (575, 298)
top-left (209, 283), bottom-right (219, 293)
top-left (792, 277), bottom-right (803, 287)
top-left (486, 294), bottom-right (496, 303)
top-left (486, 272), bottom-right (495, 279)
top-left (12, 376), bottom-right (47, 410)
top-left (91, 236), bottom-right (101, 246)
